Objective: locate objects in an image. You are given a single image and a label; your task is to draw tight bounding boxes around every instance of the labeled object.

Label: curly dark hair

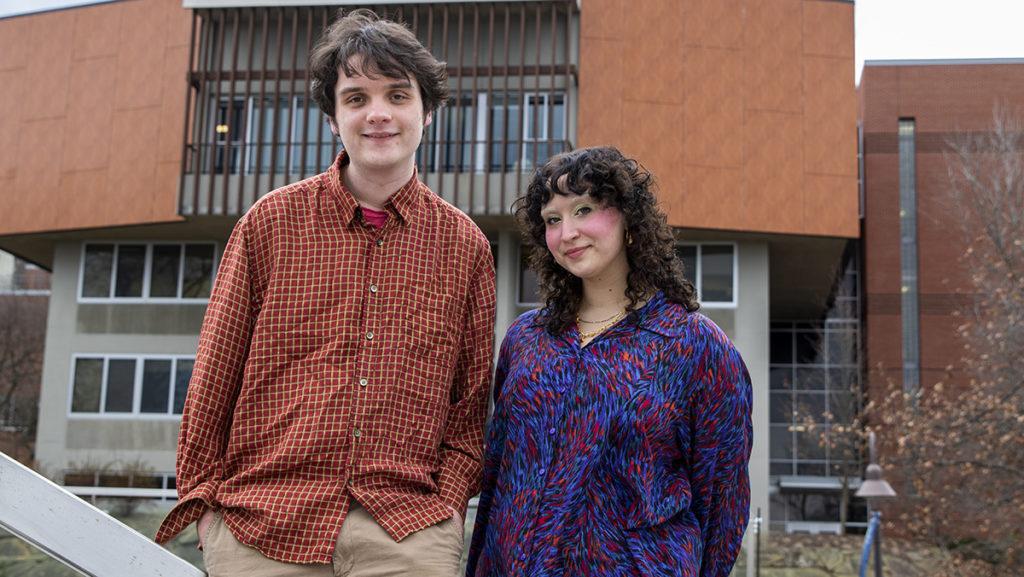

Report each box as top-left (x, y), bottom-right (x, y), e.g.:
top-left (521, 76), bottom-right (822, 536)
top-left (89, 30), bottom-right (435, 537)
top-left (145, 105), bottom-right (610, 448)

top-left (514, 146), bottom-right (700, 335)
top-left (309, 8), bottom-right (449, 117)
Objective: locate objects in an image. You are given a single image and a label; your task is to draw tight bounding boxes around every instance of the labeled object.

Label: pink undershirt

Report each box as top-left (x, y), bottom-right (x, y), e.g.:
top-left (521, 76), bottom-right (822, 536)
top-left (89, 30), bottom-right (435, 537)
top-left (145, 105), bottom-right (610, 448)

top-left (361, 206), bottom-right (388, 229)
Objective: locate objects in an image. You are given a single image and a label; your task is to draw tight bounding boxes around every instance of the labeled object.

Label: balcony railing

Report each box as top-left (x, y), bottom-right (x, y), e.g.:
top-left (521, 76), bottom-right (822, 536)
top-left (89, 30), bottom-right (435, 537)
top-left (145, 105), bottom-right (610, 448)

top-left (180, 2), bottom-right (579, 217)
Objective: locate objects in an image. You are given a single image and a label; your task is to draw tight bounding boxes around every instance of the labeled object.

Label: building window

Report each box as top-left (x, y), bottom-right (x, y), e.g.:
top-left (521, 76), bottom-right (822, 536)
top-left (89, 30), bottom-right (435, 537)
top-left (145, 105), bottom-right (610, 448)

top-left (769, 490), bottom-right (867, 533)
top-left (522, 93), bottom-right (567, 170)
top-left (768, 321), bottom-right (860, 477)
top-left (423, 91), bottom-right (569, 174)
top-left (898, 118), bottom-right (920, 394)
top-left (516, 242), bottom-right (737, 309)
top-left (204, 95), bottom-right (338, 176)
top-left (69, 356), bottom-right (194, 417)
top-left (79, 243), bottom-right (216, 302)
top-left (675, 243), bottom-right (737, 306)
top-left (292, 96), bottom-right (337, 174)
top-left (518, 249), bottom-right (542, 307)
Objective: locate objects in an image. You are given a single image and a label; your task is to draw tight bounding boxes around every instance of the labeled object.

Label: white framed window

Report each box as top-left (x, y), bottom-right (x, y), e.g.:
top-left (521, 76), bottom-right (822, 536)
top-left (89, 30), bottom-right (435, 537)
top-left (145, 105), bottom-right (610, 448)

top-left (675, 243), bottom-right (738, 307)
top-left (522, 92), bottom-right (566, 170)
top-left (78, 242), bottom-right (217, 303)
top-left (68, 355), bottom-right (195, 418)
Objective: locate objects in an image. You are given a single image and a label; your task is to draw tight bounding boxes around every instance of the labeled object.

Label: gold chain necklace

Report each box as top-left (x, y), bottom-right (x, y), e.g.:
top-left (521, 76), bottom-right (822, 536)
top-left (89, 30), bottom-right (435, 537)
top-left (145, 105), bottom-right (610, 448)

top-left (577, 310), bottom-right (625, 324)
top-left (577, 310), bottom-right (626, 341)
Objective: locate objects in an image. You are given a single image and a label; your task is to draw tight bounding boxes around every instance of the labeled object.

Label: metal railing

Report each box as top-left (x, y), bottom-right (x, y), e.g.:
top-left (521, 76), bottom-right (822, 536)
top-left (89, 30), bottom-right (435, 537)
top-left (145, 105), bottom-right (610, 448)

top-left (0, 452), bottom-right (203, 577)
top-left (179, 2), bottom-right (579, 217)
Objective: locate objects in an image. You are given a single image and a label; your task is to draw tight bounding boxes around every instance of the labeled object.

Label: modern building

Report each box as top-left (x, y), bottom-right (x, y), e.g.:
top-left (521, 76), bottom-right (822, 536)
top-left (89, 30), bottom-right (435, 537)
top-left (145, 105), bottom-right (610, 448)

top-left (0, 0), bottom-right (859, 534)
top-left (859, 59), bottom-right (1024, 457)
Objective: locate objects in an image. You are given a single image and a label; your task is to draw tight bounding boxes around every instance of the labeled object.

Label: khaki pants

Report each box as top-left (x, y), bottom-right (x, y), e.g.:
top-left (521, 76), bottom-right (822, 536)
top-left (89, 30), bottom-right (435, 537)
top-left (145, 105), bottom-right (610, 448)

top-left (202, 505), bottom-right (464, 577)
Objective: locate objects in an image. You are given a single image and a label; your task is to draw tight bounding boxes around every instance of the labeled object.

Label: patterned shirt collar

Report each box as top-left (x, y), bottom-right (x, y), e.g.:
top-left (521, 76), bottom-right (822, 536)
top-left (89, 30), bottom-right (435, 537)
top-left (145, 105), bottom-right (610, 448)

top-left (324, 151), bottom-right (424, 227)
top-left (634, 291), bottom-right (691, 338)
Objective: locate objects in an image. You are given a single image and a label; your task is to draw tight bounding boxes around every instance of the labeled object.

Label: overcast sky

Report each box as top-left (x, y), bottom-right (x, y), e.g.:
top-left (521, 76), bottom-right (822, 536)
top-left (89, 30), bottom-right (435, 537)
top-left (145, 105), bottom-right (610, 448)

top-left (4, 0), bottom-right (1024, 85)
top-left (855, 0), bottom-right (1024, 83)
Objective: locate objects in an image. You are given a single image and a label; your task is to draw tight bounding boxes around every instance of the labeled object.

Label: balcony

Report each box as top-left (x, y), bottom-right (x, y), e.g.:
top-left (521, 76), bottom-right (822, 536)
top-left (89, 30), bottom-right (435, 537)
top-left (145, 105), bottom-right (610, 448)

top-left (179, 2), bottom-right (579, 218)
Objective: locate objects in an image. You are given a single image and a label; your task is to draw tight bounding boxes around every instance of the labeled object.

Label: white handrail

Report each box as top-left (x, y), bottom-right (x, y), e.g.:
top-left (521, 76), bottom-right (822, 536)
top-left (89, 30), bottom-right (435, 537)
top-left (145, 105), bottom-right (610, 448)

top-left (0, 452), bottom-right (204, 577)
top-left (64, 486), bottom-right (178, 499)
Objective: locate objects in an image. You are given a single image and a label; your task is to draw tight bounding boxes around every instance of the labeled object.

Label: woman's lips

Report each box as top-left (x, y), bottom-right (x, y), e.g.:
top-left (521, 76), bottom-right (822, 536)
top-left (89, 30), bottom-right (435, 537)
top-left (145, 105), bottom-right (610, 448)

top-left (564, 246), bottom-right (588, 259)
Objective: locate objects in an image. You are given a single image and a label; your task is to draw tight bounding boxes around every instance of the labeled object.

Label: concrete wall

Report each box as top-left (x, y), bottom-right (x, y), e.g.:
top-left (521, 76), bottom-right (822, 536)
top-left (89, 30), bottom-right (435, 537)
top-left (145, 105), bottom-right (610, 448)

top-left (724, 241), bottom-right (770, 527)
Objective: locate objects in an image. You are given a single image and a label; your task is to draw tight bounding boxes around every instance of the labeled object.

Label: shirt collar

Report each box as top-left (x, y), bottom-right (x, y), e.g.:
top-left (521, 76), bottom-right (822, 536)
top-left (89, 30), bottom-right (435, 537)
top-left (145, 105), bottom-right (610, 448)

top-left (324, 151), bottom-right (424, 226)
top-left (633, 292), bottom-right (691, 338)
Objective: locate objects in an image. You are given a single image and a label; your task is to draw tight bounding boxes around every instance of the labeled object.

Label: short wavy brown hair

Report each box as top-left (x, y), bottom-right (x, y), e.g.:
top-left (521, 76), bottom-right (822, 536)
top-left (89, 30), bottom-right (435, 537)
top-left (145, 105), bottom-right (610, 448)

top-left (309, 8), bottom-right (449, 117)
top-left (514, 146), bottom-right (700, 335)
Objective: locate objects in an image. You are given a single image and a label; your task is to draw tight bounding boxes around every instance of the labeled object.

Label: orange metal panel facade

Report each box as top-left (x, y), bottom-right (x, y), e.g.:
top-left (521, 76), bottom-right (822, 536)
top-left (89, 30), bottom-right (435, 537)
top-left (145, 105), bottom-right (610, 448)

top-left (0, 0), bottom-right (190, 235)
top-left (577, 0), bottom-right (858, 237)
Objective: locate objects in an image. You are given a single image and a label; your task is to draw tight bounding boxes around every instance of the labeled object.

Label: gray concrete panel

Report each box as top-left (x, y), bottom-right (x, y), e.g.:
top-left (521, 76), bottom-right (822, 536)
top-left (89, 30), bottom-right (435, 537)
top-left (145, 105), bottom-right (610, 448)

top-left (733, 241), bottom-right (771, 528)
top-left (66, 420), bottom-right (180, 453)
top-left (77, 304), bottom-right (206, 335)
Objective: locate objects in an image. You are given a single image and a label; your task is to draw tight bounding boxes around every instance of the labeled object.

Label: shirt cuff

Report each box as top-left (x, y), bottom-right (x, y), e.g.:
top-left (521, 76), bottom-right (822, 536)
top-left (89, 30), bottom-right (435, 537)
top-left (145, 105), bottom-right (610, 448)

top-left (154, 479), bottom-right (220, 544)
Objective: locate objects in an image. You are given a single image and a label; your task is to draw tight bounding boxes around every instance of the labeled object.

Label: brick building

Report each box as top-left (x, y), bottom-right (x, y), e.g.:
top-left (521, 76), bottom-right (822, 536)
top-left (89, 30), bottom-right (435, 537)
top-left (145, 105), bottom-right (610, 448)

top-left (860, 59), bottom-right (1024, 410)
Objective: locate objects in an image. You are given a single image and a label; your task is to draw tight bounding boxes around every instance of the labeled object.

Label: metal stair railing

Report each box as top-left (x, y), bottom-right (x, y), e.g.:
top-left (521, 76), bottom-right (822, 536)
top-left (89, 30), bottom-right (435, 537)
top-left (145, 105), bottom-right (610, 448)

top-left (0, 451), bottom-right (204, 577)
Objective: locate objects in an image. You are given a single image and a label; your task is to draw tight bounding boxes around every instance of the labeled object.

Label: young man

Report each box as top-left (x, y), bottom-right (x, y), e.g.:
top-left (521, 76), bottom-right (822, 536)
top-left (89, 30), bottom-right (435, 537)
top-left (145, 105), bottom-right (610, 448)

top-left (155, 10), bottom-right (496, 576)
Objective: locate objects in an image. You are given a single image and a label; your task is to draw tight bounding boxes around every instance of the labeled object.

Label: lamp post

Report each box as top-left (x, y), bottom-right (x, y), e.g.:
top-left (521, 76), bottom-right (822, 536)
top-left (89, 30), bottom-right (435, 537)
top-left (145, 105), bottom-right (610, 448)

top-left (855, 432), bottom-right (897, 577)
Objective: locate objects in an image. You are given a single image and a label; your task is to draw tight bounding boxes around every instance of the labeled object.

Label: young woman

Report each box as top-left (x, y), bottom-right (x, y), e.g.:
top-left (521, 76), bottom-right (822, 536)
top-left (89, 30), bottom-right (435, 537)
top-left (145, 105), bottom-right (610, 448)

top-left (467, 146), bottom-right (752, 577)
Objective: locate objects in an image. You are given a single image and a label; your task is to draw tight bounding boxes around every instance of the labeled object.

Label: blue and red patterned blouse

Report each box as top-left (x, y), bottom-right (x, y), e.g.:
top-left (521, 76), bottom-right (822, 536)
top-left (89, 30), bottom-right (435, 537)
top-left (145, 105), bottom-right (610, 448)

top-left (467, 292), bottom-right (752, 577)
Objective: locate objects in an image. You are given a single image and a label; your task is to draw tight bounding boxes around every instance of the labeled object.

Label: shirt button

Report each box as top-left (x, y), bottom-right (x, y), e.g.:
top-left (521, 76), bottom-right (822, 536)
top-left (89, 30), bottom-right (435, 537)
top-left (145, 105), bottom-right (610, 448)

top-left (539, 468), bottom-right (546, 475)
top-left (365, 331), bottom-right (374, 340)
top-left (358, 378), bottom-right (368, 387)
top-left (369, 284), bottom-right (378, 293)
top-left (520, 553), bottom-right (527, 561)
top-left (548, 428), bottom-right (556, 435)
top-left (375, 238), bottom-right (384, 247)
top-left (353, 428), bottom-right (361, 438)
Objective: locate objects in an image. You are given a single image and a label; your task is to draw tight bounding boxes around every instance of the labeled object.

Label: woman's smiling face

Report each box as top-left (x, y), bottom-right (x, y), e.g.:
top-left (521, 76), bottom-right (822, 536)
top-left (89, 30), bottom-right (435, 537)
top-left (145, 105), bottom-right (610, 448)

top-left (540, 189), bottom-right (629, 283)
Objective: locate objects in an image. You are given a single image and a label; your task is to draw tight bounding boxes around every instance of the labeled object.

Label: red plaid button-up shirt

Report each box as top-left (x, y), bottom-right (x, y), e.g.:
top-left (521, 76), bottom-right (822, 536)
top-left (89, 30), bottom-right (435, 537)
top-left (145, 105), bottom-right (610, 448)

top-left (155, 153), bottom-right (497, 564)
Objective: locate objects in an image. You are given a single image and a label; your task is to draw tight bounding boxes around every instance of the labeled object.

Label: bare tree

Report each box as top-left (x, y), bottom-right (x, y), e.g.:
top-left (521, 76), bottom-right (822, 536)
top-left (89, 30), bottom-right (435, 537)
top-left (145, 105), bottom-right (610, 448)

top-left (0, 295), bottom-right (48, 463)
top-left (870, 107), bottom-right (1024, 577)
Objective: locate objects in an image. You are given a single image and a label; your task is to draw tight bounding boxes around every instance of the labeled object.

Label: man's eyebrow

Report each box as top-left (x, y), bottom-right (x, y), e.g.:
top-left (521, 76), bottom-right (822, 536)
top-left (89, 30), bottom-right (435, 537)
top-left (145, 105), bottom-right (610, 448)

top-left (337, 80), bottom-right (414, 96)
